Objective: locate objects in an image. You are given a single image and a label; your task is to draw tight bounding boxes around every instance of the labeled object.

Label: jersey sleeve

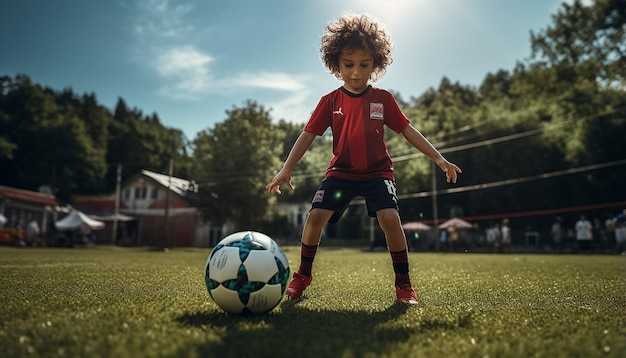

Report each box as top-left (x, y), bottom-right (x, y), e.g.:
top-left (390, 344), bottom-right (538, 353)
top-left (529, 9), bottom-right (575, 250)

top-left (304, 94), bottom-right (332, 136)
top-left (383, 91), bottom-right (410, 133)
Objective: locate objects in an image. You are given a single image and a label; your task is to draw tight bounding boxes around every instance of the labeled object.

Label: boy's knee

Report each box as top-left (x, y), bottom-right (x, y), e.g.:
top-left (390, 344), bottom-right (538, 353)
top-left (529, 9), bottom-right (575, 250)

top-left (377, 209), bottom-right (400, 227)
top-left (306, 209), bottom-right (333, 227)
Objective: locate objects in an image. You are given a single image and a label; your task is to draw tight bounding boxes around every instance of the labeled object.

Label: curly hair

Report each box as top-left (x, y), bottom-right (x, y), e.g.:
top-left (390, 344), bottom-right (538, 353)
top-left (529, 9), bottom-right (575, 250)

top-left (320, 13), bottom-right (393, 82)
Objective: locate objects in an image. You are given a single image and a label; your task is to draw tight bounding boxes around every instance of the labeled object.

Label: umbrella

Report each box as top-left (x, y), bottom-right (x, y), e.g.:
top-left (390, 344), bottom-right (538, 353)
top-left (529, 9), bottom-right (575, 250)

top-left (438, 217), bottom-right (473, 229)
top-left (402, 222), bottom-right (432, 231)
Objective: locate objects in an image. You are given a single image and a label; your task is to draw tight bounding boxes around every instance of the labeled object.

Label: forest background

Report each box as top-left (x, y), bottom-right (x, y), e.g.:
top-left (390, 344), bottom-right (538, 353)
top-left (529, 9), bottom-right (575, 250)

top-left (0, 0), bottom-right (624, 239)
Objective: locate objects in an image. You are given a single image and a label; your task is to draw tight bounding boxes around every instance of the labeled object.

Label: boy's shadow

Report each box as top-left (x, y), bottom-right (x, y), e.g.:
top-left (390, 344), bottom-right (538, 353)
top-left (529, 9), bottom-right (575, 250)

top-left (174, 299), bottom-right (472, 357)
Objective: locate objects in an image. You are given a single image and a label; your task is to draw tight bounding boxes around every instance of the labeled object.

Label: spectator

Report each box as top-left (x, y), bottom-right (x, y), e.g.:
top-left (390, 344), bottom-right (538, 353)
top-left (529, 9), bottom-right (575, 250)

top-left (26, 220), bottom-right (40, 246)
top-left (439, 229), bottom-right (448, 252)
top-left (448, 226), bottom-right (459, 252)
top-left (614, 210), bottom-right (626, 255)
top-left (574, 214), bottom-right (593, 254)
top-left (13, 223), bottom-right (25, 247)
top-left (486, 224), bottom-right (500, 253)
top-left (551, 217), bottom-right (563, 254)
top-left (501, 218), bottom-right (511, 253)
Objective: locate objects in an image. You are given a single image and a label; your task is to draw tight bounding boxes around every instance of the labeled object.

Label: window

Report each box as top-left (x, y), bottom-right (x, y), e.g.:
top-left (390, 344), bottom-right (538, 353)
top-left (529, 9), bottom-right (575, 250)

top-left (151, 188), bottom-right (158, 199)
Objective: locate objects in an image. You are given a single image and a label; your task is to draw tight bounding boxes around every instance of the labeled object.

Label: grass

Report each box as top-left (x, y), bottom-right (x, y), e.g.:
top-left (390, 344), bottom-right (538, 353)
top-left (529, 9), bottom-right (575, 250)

top-left (0, 245), bottom-right (624, 358)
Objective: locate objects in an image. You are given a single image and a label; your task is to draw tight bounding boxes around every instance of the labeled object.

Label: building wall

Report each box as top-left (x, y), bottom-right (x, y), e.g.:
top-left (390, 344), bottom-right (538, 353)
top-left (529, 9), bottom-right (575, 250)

top-left (0, 186), bottom-right (59, 241)
top-left (137, 209), bottom-right (196, 247)
top-left (72, 174), bottom-right (203, 247)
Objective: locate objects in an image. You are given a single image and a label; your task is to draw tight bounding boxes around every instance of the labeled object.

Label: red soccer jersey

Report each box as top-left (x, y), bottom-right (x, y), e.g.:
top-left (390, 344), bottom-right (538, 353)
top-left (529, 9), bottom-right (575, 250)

top-left (304, 85), bottom-right (410, 180)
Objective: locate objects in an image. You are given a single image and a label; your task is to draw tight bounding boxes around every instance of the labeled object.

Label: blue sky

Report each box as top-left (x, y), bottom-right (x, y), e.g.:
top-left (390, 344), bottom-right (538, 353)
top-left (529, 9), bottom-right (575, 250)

top-left (0, 0), bottom-right (576, 140)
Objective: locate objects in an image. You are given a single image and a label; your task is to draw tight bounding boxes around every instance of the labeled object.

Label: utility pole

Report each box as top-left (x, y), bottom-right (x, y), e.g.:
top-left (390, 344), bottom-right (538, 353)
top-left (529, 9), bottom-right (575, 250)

top-left (164, 159), bottom-right (173, 249)
top-left (431, 161), bottom-right (440, 251)
top-left (112, 163), bottom-right (121, 245)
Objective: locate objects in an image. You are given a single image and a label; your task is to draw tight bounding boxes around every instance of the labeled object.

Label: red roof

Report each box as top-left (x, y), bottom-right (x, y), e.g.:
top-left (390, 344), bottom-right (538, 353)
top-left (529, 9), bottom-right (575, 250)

top-left (0, 185), bottom-right (58, 206)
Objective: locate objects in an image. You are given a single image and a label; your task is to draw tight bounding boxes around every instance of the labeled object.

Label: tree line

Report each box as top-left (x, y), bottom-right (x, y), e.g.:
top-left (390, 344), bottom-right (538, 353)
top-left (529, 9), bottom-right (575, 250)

top-left (1, 0), bottom-right (624, 236)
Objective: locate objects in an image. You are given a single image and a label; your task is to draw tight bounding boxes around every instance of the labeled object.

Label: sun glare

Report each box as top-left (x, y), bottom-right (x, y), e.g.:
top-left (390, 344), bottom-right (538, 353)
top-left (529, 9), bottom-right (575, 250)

top-left (347, 0), bottom-right (429, 28)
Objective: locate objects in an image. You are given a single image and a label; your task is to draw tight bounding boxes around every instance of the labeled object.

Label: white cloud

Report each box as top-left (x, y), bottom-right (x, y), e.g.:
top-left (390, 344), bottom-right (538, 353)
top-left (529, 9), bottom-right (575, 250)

top-left (135, 0), bottom-right (195, 39)
top-left (230, 71), bottom-right (313, 122)
top-left (132, 0), bottom-right (314, 122)
top-left (267, 90), bottom-right (313, 123)
top-left (231, 71), bottom-right (307, 92)
top-left (155, 46), bottom-right (213, 77)
top-left (153, 45), bottom-right (214, 98)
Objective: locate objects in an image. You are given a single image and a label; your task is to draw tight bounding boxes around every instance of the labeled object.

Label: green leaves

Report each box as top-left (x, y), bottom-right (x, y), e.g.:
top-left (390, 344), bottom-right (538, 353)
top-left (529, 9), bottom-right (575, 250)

top-left (193, 101), bottom-right (284, 227)
top-left (530, 0), bottom-right (625, 87)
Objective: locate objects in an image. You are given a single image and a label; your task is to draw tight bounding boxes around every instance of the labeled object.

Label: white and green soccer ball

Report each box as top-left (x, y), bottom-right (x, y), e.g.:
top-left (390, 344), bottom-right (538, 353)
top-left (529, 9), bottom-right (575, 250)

top-left (205, 231), bottom-right (290, 314)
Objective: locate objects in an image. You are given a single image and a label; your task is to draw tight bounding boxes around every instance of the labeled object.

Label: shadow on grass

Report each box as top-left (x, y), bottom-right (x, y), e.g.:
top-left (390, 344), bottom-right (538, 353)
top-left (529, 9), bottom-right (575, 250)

top-left (174, 299), bottom-right (473, 357)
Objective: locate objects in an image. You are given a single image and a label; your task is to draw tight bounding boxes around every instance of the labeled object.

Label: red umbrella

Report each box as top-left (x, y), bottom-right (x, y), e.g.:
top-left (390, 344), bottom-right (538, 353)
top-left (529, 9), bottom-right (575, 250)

top-left (402, 222), bottom-right (432, 231)
top-left (438, 217), bottom-right (473, 229)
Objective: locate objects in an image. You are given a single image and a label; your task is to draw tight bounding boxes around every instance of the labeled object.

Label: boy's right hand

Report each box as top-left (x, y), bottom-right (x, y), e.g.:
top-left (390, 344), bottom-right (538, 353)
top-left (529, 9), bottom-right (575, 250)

top-left (265, 169), bottom-right (295, 195)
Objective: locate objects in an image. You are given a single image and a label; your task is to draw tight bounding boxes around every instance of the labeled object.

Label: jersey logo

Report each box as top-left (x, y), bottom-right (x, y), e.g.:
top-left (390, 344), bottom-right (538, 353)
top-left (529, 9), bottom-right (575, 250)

top-left (370, 103), bottom-right (383, 120)
top-left (333, 107), bottom-right (343, 116)
top-left (313, 190), bottom-right (325, 203)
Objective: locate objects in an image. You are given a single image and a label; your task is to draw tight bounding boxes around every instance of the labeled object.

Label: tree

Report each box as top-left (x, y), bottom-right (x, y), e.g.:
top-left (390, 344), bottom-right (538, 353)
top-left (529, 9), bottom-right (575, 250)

top-left (194, 101), bottom-right (284, 228)
top-left (272, 119), bottom-right (333, 203)
top-left (530, 0), bottom-right (626, 87)
top-left (0, 76), bottom-right (108, 200)
top-left (0, 75), bottom-right (191, 201)
top-left (106, 98), bottom-right (191, 192)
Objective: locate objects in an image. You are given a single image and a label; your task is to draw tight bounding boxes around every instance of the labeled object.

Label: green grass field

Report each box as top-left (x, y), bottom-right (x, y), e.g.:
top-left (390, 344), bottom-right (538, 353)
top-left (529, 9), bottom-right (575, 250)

top-left (0, 245), bottom-right (624, 358)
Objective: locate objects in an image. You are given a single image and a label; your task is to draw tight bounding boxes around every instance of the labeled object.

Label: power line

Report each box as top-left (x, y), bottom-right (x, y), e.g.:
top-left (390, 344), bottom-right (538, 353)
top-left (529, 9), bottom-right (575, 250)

top-left (446, 201), bottom-right (626, 223)
top-left (291, 127), bottom-right (546, 179)
top-left (290, 106), bottom-right (624, 179)
top-left (347, 159), bottom-right (626, 206)
top-left (393, 128), bottom-right (544, 162)
top-left (397, 159), bottom-right (626, 199)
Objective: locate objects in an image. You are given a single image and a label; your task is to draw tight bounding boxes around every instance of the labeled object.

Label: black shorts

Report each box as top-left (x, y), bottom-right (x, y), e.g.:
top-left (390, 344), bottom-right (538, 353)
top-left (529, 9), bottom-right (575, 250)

top-left (310, 177), bottom-right (399, 223)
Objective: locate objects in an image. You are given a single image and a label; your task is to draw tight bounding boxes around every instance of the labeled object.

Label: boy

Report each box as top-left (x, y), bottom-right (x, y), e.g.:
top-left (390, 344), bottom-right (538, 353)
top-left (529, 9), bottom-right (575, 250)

top-left (266, 13), bottom-right (461, 304)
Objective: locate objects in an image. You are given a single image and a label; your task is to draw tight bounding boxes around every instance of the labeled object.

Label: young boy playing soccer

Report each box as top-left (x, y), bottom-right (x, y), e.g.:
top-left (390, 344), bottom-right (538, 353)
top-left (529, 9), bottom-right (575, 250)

top-left (266, 13), bottom-right (462, 304)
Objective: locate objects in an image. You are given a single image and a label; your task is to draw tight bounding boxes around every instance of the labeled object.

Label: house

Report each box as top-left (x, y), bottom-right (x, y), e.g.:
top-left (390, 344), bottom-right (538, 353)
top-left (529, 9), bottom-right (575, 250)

top-left (72, 169), bottom-right (220, 247)
top-left (0, 185), bottom-right (59, 244)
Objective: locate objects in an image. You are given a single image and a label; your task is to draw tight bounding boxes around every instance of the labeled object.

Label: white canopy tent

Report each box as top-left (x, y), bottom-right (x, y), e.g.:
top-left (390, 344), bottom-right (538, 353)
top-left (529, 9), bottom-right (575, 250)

top-left (55, 211), bottom-right (105, 231)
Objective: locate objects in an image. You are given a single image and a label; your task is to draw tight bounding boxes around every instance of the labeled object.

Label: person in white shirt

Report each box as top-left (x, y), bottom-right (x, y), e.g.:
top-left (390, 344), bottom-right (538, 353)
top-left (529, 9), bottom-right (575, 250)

top-left (501, 218), bottom-right (511, 253)
top-left (574, 214), bottom-right (593, 254)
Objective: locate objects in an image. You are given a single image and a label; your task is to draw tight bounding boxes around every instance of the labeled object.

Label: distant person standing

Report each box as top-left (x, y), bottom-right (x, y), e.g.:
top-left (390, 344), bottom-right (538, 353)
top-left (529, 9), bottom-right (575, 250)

top-left (439, 229), bottom-right (448, 252)
top-left (614, 210), bottom-right (626, 255)
top-left (575, 214), bottom-right (593, 254)
top-left (448, 226), bottom-right (459, 252)
top-left (501, 218), bottom-right (511, 253)
top-left (551, 217), bottom-right (563, 254)
top-left (486, 224), bottom-right (499, 253)
top-left (26, 220), bottom-right (40, 246)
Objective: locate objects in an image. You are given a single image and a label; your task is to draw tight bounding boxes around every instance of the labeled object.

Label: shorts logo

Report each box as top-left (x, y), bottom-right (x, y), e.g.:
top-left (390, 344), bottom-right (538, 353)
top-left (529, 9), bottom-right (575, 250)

top-left (384, 179), bottom-right (398, 203)
top-left (370, 103), bottom-right (383, 120)
top-left (313, 190), bottom-right (325, 203)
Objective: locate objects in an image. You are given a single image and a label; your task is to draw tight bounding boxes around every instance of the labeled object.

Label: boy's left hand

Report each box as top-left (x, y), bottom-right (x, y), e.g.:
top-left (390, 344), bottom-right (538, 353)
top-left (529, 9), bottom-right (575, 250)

top-left (437, 160), bottom-right (462, 184)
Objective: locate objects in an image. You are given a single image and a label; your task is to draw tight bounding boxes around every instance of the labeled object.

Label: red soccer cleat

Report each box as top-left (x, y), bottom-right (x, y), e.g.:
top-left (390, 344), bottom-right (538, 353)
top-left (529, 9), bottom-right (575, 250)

top-left (286, 271), bottom-right (312, 299)
top-left (396, 284), bottom-right (419, 305)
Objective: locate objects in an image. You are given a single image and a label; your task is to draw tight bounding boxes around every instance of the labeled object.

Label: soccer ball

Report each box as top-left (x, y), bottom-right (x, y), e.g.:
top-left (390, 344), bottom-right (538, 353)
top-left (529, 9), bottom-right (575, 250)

top-left (204, 231), bottom-right (290, 314)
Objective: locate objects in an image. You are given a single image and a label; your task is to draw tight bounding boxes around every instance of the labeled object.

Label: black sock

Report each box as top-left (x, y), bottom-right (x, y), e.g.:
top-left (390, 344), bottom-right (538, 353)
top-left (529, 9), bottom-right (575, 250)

top-left (390, 249), bottom-right (411, 287)
top-left (298, 243), bottom-right (318, 277)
